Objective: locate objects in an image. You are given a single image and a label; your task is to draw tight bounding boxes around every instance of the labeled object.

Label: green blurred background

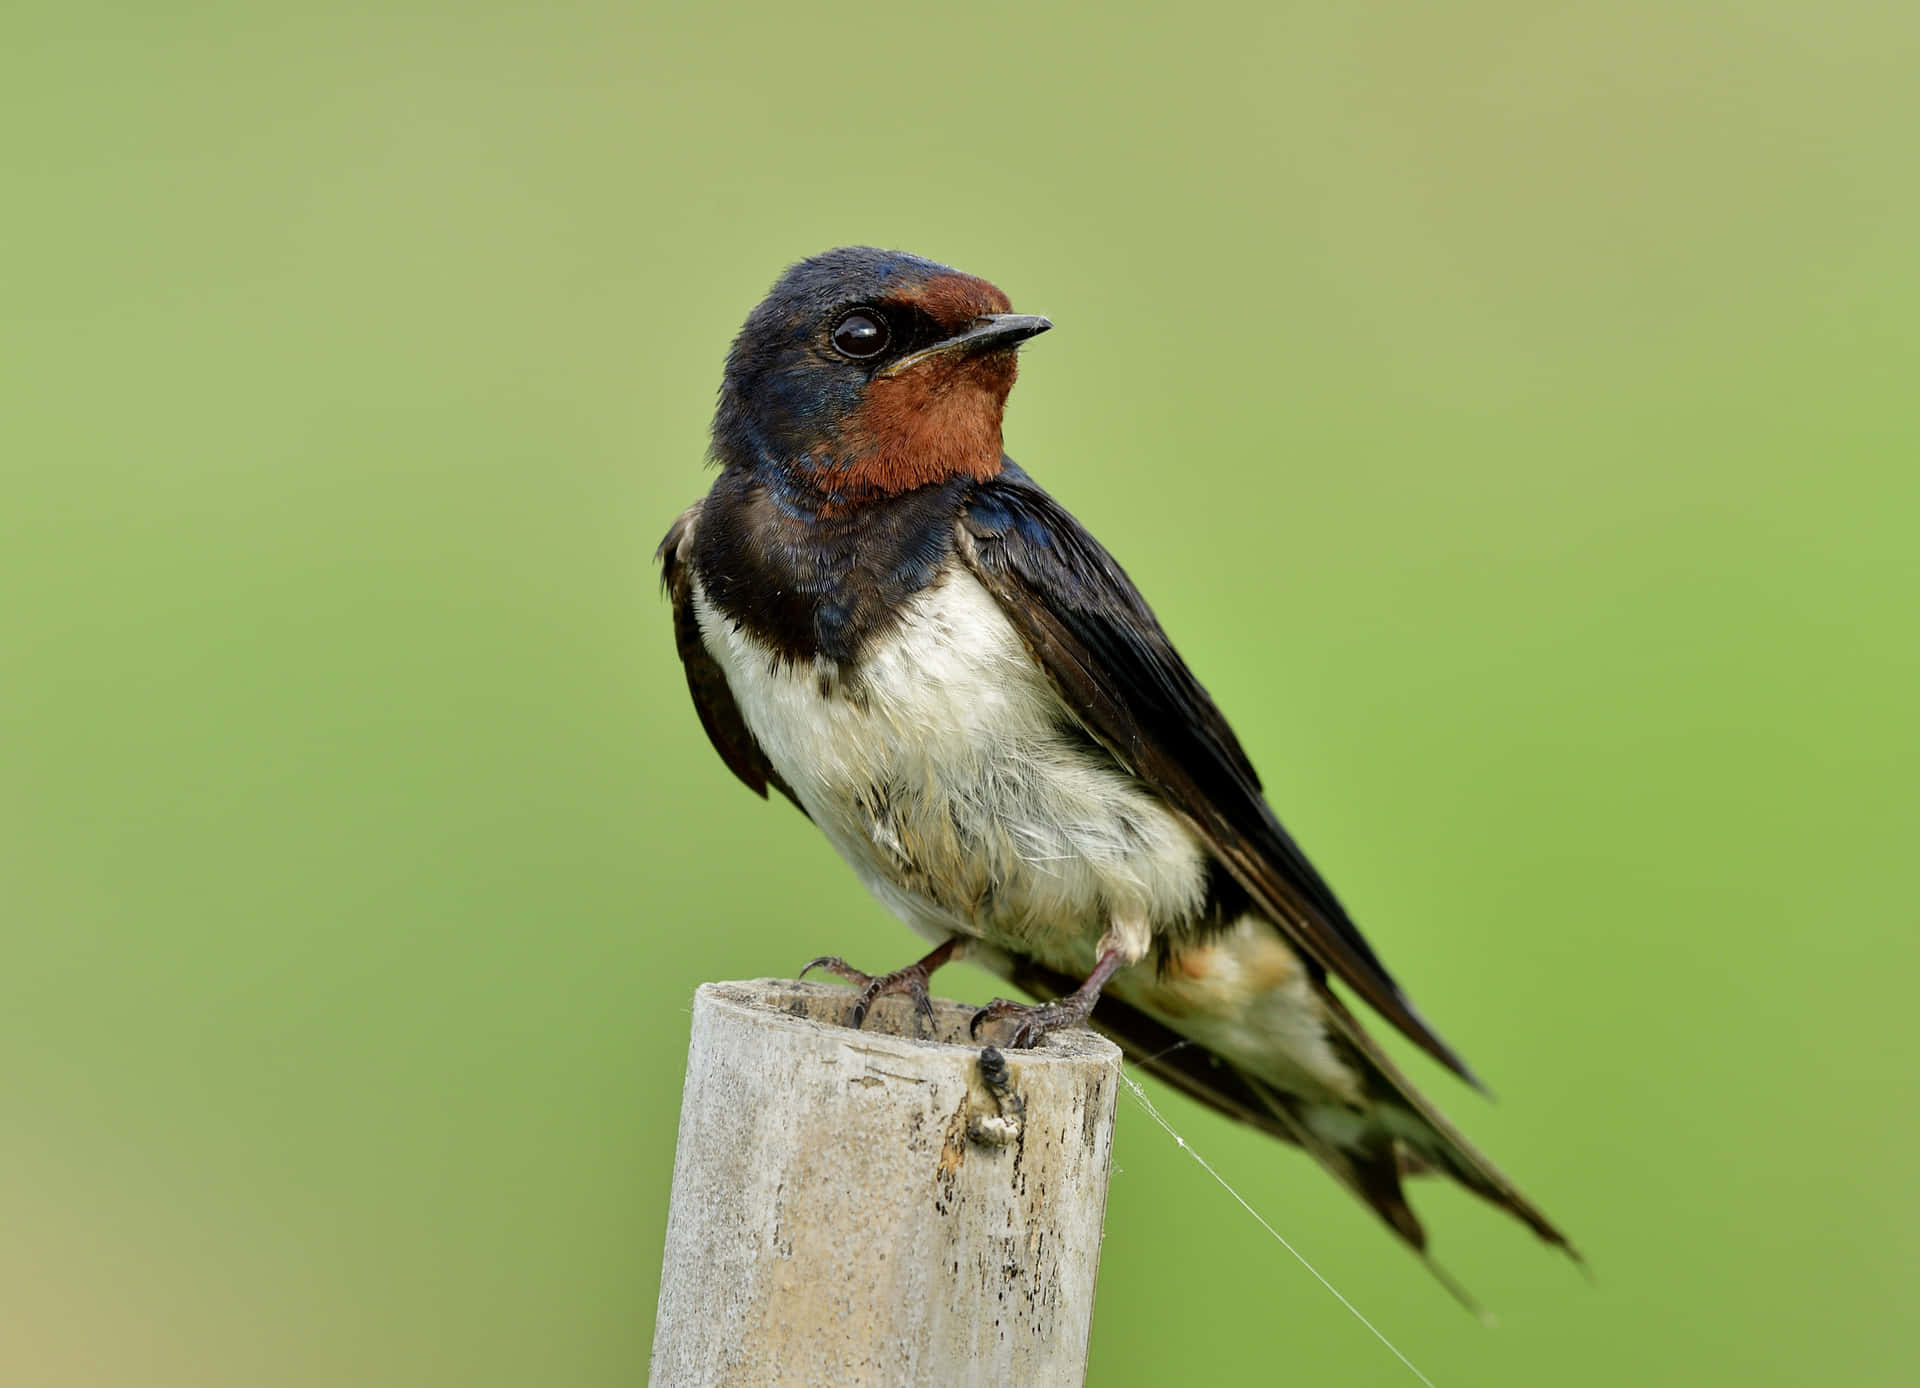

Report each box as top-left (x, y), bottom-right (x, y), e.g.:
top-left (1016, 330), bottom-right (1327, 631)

top-left (6, 2), bottom-right (1915, 1383)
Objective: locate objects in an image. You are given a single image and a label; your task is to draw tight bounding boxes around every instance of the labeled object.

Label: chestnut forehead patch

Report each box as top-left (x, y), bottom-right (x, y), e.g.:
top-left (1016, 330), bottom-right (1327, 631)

top-left (886, 272), bottom-right (1013, 332)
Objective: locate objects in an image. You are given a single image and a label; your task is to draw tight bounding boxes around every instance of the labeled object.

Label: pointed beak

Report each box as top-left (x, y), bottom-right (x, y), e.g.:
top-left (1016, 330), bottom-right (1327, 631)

top-left (878, 313), bottom-right (1053, 377)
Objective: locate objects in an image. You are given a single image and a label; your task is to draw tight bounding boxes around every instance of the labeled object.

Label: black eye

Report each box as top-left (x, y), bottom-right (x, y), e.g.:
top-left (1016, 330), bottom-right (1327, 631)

top-left (830, 310), bottom-right (890, 359)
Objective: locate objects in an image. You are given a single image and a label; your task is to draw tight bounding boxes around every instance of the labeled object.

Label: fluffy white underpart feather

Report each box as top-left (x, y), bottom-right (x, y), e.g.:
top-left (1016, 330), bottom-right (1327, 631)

top-left (693, 566), bottom-right (1203, 971)
top-left (692, 560), bottom-right (1359, 1103)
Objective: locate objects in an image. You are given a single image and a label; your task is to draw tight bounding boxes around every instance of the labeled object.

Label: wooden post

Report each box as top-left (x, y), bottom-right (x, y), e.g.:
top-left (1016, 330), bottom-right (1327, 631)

top-left (650, 978), bottom-right (1123, 1387)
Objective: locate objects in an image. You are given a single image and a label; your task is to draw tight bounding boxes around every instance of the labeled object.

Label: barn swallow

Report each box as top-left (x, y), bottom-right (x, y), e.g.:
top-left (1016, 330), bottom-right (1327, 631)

top-left (659, 246), bottom-right (1577, 1291)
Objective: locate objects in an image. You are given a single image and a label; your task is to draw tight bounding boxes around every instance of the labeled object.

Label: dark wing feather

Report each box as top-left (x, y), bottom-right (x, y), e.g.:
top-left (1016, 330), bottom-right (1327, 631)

top-left (658, 503), bottom-right (805, 814)
top-left (957, 466), bottom-right (1481, 1088)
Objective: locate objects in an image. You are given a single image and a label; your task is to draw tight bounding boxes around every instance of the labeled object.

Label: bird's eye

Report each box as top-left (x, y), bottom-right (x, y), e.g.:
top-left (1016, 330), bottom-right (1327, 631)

top-left (829, 310), bottom-right (890, 360)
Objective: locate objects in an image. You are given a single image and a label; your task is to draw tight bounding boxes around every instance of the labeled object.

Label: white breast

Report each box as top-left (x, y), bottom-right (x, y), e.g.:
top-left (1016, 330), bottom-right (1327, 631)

top-left (691, 566), bottom-right (1209, 971)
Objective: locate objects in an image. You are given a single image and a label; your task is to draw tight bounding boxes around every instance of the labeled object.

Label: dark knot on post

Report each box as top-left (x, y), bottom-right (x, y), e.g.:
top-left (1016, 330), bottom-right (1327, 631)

top-left (968, 1045), bottom-right (1027, 1147)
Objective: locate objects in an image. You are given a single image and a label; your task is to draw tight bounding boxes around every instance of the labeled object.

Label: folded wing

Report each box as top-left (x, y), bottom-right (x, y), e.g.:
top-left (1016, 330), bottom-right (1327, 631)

top-left (957, 465), bottom-right (1481, 1089)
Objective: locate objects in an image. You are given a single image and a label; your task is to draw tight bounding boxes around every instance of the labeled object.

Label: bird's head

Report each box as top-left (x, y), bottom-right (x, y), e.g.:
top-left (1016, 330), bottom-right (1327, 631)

top-left (711, 247), bottom-right (1051, 505)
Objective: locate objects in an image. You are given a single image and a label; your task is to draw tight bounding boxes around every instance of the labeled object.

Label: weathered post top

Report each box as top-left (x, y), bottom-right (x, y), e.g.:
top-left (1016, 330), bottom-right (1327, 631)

top-left (650, 978), bottom-right (1123, 1387)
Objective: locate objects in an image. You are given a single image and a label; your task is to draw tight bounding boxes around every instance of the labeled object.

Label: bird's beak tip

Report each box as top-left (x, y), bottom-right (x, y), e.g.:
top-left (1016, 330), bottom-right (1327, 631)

top-left (879, 313), bottom-right (1055, 376)
top-left (988, 313), bottom-right (1053, 340)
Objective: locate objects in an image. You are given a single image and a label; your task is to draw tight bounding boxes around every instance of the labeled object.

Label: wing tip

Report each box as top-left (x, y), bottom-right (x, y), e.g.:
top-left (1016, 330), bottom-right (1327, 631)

top-left (1439, 1043), bottom-right (1495, 1099)
top-left (1387, 992), bottom-right (1496, 1098)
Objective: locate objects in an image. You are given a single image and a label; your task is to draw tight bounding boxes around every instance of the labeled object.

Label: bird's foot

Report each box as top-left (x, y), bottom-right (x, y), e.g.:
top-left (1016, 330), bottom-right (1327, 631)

top-left (967, 994), bottom-right (1098, 1049)
top-left (799, 939), bottom-right (962, 1032)
top-left (968, 945), bottom-right (1126, 1049)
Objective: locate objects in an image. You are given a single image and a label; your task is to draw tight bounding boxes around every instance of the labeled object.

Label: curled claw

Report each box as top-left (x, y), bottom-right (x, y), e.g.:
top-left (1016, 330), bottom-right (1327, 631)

top-left (969, 996), bottom-right (1074, 1047)
top-left (967, 952), bottom-right (1121, 1047)
top-left (969, 998), bottom-right (1012, 1040)
top-left (797, 940), bottom-right (963, 1035)
top-left (800, 955), bottom-right (874, 987)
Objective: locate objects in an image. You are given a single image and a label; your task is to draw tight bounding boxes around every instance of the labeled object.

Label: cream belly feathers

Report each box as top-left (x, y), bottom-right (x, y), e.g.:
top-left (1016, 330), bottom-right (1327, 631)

top-left (690, 560), bottom-right (1361, 1105)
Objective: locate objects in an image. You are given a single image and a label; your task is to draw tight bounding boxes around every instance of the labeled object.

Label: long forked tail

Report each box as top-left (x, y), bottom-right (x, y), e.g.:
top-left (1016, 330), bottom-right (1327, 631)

top-left (1316, 989), bottom-right (1582, 1260)
top-left (1000, 954), bottom-right (1581, 1310)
